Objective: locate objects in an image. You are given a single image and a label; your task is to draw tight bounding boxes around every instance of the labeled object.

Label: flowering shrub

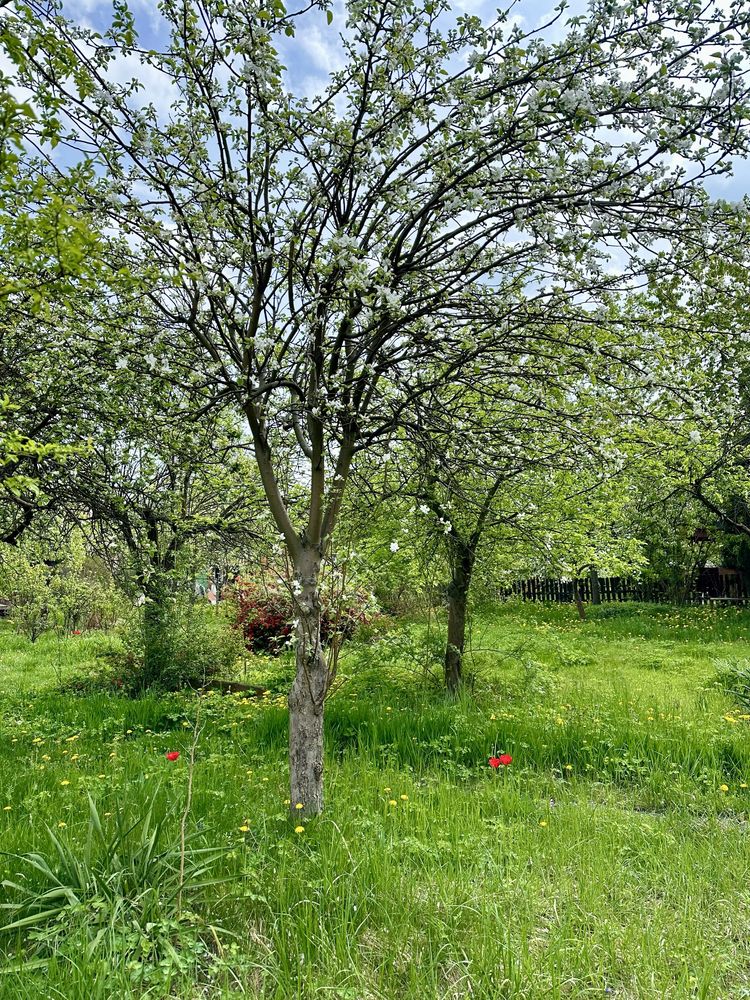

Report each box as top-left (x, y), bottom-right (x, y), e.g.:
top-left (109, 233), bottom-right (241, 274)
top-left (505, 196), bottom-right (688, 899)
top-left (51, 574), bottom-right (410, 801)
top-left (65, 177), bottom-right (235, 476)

top-left (234, 579), bottom-right (371, 655)
top-left (235, 582), bottom-right (292, 654)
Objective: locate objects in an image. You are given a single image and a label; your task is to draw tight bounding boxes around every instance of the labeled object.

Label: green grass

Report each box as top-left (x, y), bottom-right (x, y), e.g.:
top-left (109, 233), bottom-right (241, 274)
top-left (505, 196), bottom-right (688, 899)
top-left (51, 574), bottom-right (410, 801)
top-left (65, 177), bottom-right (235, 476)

top-left (0, 603), bottom-right (749, 998)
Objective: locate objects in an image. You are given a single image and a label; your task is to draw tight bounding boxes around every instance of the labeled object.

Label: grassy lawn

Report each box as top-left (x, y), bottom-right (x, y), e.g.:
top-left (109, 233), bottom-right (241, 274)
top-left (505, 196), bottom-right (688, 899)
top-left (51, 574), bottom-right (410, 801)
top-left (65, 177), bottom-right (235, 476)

top-left (0, 602), bottom-right (749, 998)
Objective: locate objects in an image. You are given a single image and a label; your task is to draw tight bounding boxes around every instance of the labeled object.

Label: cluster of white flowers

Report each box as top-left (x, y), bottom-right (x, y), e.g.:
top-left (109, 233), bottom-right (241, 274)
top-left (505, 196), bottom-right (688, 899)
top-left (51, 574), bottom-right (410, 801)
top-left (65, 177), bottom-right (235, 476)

top-left (560, 85), bottom-right (595, 115)
top-left (376, 286), bottom-right (402, 311)
top-left (93, 88), bottom-right (116, 108)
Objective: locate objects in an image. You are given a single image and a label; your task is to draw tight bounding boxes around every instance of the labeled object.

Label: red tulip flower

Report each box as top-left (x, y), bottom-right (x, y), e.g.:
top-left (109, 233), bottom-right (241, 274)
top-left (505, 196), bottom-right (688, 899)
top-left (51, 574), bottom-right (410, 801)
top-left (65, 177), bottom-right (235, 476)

top-left (165, 751), bottom-right (180, 761)
top-left (489, 754), bottom-right (513, 768)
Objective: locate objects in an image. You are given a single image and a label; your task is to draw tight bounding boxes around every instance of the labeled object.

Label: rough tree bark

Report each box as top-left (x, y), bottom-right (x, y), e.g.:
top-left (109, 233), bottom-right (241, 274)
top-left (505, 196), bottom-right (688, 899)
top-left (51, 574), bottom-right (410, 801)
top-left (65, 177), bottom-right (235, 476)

top-left (288, 544), bottom-right (328, 816)
top-left (444, 548), bottom-right (474, 694)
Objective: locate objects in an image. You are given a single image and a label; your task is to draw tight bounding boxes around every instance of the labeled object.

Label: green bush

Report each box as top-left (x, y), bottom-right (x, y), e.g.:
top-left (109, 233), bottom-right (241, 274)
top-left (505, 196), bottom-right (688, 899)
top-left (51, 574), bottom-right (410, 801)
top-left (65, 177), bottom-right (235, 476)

top-left (101, 597), bottom-right (245, 694)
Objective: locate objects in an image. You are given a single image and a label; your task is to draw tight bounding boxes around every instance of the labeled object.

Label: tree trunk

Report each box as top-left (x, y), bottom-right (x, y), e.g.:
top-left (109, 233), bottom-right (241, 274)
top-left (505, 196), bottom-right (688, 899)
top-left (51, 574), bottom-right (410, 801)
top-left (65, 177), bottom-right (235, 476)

top-left (288, 546), bottom-right (328, 817)
top-left (589, 567), bottom-right (601, 605)
top-left (141, 577), bottom-right (174, 688)
top-left (444, 556), bottom-right (472, 694)
top-left (573, 579), bottom-right (587, 620)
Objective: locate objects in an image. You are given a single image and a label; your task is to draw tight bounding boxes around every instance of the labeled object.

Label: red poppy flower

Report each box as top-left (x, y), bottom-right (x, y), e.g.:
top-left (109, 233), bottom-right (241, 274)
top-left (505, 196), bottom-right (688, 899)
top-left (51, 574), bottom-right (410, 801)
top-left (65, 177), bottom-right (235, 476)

top-left (488, 756), bottom-right (502, 768)
top-left (498, 754), bottom-right (513, 766)
top-left (165, 751), bottom-right (180, 761)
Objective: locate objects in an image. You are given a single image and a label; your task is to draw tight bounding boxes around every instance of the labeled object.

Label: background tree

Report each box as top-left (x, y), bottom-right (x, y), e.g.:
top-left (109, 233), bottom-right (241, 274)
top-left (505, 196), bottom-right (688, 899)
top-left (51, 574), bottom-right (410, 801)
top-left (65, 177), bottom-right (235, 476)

top-left (61, 380), bottom-right (264, 688)
top-left (399, 321), bottom-right (652, 687)
top-left (0, 15), bottom-right (101, 537)
top-left (619, 233), bottom-right (750, 569)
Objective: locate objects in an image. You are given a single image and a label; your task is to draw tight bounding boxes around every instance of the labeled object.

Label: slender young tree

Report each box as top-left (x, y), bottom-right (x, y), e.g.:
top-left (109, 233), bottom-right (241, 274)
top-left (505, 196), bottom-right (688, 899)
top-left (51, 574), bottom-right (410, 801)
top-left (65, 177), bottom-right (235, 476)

top-left (12, 0), bottom-right (750, 812)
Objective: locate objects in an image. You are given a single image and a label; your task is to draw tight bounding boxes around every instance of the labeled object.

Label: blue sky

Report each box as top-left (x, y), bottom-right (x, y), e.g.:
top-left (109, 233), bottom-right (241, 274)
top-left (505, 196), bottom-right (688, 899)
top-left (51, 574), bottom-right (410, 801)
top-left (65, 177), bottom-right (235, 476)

top-left (61, 0), bottom-right (750, 203)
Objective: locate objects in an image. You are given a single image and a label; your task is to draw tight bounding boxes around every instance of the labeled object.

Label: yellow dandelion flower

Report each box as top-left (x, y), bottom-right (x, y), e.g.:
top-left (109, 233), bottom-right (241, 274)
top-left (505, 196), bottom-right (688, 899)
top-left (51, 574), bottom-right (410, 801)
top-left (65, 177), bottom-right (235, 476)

top-left (98, 774), bottom-right (106, 778)
top-left (400, 794), bottom-right (408, 801)
top-left (741, 783), bottom-right (749, 789)
top-left (564, 764), bottom-right (573, 771)
top-left (57, 822), bottom-right (67, 828)
top-left (60, 780), bottom-right (70, 786)
top-left (720, 784), bottom-right (729, 792)
top-left (384, 787), bottom-right (392, 793)
top-left (239, 825), bottom-right (250, 832)
top-left (3, 806), bottom-right (11, 811)
top-left (539, 820), bottom-right (548, 827)
top-left (294, 825), bottom-right (305, 834)
top-left (295, 802), bottom-right (304, 810)
top-left (388, 799), bottom-right (397, 806)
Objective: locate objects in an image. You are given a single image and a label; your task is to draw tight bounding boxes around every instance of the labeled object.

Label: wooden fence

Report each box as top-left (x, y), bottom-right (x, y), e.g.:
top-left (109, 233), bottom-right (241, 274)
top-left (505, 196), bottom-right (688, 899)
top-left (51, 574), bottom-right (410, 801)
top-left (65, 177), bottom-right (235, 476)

top-left (501, 568), bottom-right (750, 606)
